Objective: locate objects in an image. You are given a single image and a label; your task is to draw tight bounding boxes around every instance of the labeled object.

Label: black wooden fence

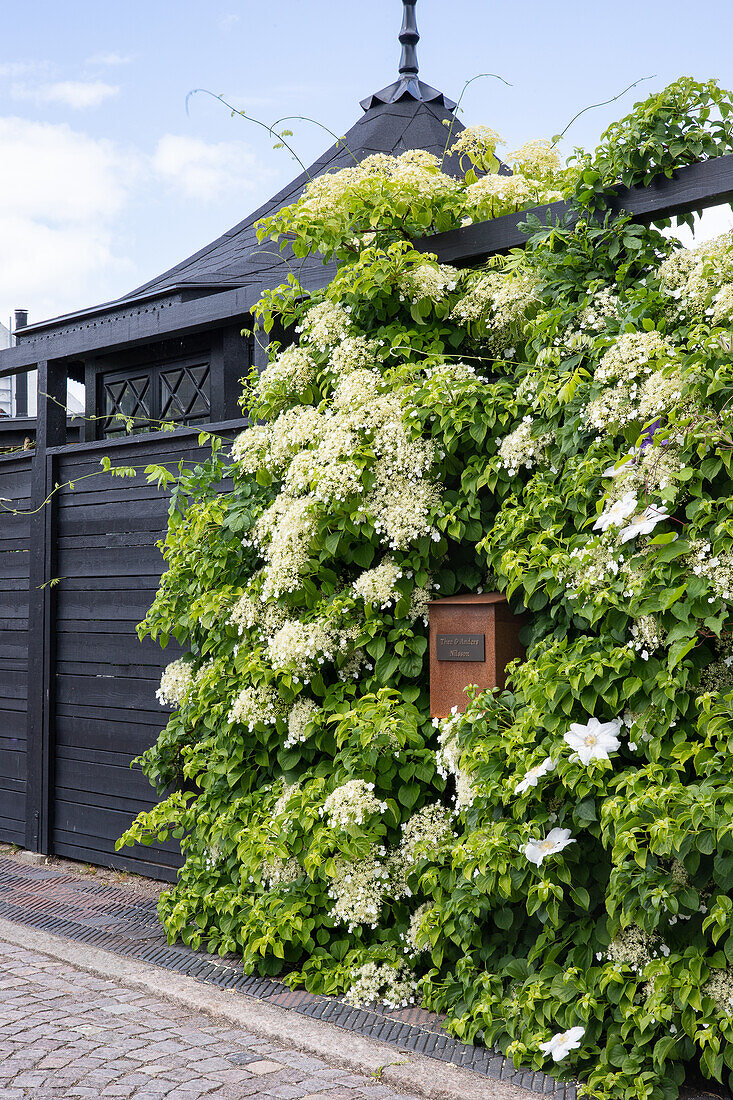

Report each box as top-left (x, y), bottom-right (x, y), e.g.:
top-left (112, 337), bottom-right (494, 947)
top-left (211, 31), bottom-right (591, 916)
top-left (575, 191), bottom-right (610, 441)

top-left (0, 412), bottom-right (241, 880)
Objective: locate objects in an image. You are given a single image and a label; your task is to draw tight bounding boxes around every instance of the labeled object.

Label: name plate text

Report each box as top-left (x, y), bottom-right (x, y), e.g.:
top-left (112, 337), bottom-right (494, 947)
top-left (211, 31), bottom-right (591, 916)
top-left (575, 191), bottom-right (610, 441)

top-left (436, 633), bottom-right (485, 662)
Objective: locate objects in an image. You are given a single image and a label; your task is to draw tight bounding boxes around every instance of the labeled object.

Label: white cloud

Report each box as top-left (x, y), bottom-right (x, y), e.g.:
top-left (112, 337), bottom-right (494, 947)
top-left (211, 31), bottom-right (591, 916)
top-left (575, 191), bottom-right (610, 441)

top-left (152, 133), bottom-right (269, 201)
top-left (218, 13), bottom-right (240, 29)
top-left (11, 80), bottom-right (119, 109)
top-left (0, 60), bottom-right (50, 78)
top-left (0, 117), bottom-right (138, 323)
top-left (86, 52), bottom-right (133, 67)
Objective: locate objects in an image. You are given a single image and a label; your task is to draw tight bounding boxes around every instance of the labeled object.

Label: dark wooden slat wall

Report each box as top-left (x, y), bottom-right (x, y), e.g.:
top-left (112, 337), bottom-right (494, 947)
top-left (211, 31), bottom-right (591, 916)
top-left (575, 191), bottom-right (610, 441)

top-left (0, 452), bottom-right (32, 846)
top-left (0, 419), bottom-right (240, 879)
top-left (48, 425), bottom-right (239, 880)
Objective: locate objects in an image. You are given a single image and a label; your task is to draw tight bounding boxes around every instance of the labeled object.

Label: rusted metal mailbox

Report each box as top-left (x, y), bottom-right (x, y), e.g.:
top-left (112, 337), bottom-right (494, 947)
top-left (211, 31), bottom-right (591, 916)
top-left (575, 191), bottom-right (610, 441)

top-left (429, 593), bottom-right (526, 718)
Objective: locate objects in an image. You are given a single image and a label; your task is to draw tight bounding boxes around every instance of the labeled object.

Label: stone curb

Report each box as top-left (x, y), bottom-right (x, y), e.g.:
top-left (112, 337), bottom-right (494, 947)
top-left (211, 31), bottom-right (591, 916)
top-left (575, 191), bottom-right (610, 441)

top-left (0, 917), bottom-right (532, 1100)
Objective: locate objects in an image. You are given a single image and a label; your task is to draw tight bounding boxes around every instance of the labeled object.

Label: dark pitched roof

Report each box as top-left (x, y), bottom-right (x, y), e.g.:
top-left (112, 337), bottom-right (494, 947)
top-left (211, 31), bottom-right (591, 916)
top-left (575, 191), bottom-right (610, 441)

top-left (120, 93), bottom-right (465, 305)
top-left (19, 74), bottom-right (472, 338)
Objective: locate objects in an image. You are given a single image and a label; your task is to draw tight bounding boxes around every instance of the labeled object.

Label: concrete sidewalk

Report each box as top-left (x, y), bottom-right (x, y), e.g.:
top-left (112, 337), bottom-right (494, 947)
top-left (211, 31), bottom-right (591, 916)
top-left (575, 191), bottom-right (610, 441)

top-left (0, 922), bottom-right (531, 1100)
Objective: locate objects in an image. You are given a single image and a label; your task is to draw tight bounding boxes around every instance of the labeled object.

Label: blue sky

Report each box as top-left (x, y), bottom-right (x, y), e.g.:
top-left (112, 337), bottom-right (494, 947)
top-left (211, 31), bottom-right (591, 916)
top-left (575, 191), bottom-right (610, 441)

top-left (3, 0), bottom-right (733, 329)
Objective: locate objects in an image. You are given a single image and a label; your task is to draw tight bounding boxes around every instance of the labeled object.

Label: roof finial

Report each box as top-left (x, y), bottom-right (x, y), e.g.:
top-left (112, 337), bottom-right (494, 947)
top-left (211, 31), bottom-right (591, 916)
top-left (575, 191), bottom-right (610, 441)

top-left (359, 0), bottom-right (456, 112)
top-left (398, 0), bottom-right (419, 79)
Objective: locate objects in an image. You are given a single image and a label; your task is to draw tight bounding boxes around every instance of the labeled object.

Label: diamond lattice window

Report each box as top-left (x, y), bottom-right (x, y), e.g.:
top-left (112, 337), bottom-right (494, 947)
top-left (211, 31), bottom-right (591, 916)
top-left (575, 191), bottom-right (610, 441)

top-left (160, 364), bottom-right (211, 422)
top-left (99, 359), bottom-right (211, 438)
top-left (101, 374), bottom-right (151, 435)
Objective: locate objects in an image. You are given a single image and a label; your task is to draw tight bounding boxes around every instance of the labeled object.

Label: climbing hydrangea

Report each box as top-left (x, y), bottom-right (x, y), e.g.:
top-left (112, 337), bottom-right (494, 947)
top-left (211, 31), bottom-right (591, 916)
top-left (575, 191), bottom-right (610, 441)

top-left (125, 80), bottom-right (733, 1100)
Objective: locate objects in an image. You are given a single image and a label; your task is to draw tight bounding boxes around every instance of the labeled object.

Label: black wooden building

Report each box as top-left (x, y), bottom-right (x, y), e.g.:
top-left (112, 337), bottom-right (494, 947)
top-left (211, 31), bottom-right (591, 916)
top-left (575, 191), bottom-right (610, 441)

top-left (0, 6), bottom-right (468, 878)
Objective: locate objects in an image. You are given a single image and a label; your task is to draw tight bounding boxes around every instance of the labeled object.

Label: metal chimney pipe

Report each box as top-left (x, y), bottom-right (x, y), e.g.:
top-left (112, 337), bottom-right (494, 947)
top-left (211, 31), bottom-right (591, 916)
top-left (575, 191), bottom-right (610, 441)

top-left (13, 310), bottom-right (29, 416)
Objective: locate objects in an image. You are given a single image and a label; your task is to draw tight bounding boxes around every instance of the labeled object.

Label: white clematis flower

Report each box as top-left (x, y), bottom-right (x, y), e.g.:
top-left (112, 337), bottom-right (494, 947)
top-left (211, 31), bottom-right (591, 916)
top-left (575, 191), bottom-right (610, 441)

top-left (564, 716), bottom-right (621, 765)
top-left (592, 490), bottom-right (637, 532)
top-left (619, 504), bottom-right (670, 543)
top-left (523, 827), bottom-right (575, 866)
top-left (539, 1026), bottom-right (585, 1062)
top-left (514, 756), bottom-right (555, 795)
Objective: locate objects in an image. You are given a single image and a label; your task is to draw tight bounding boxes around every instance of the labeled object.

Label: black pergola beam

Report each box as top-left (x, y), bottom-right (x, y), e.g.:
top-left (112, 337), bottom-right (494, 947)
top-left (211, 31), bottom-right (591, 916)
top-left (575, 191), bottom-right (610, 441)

top-left (416, 152), bottom-right (733, 265)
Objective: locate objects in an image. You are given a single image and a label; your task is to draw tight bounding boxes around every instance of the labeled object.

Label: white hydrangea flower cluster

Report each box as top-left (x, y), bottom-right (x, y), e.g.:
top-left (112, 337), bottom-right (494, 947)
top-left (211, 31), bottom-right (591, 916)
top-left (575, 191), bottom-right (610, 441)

top-left (496, 416), bottom-right (553, 475)
top-left (562, 540), bottom-right (634, 602)
top-left (228, 684), bottom-right (282, 730)
top-left (298, 300), bottom-right (352, 351)
top-left (576, 287), bottom-right (620, 333)
top-left (448, 125), bottom-right (503, 169)
top-left (262, 855), bottom-right (302, 889)
top-left (637, 369), bottom-right (685, 420)
top-left (273, 781), bottom-right (299, 819)
top-left (331, 370), bottom-right (383, 415)
top-left (704, 969), bottom-right (733, 1015)
top-left (610, 444), bottom-right (684, 499)
top-left (629, 615), bottom-right (664, 660)
top-left (231, 423), bottom-right (273, 473)
top-left (288, 150), bottom-right (459, 245)
top-left (403, 902), bottom-right (434, 955)
top-left (284, 698), bottom-right (319, 748)
top-left (508, 138), bottom-right (563, 179)
top-left (622, 708), bottom-right (654, 752)
top-left (327, 855), bottom-right (390, 930)
top-left (229, 589), bottom-right (288, 639)
top-left (322, 780), bottom-right (387, 829)
top-left (658, 231), bottom-right (733, 319)
top-left (254, 345), bottom-right (317, 409)
top-left (400, 262), bottom-right (458, 302)
top-left (233, 406), bottom-right (325, 478)
top-left (253, 494), bottom-right (319, 599)
top-left (329, 334), bottom-right (381, 377)
top-left (688, 541), bottom-right (733, 601)
top-left (156, 659), bottom-right (194, 707)
top-left (604, 925), bottom-right (669, 975)
top-left (336, 648), bottom-right (374, 683)
top-left (408, 585), bottom-right (432, 626)
top-left (365, 463), bottom-right (441, 550)
top-left (267, 617), bottom-right (340, 682)
top-left (391, 804), bottom-right (454, 898)
top-left (452, 270), bottom-right (539, 353)
top-left (344, 962), bottom-right (417, 1008)
top-left (595, 332), bottom-right (673, 385)
top-left (465, 173), bottom-right (565, 222)
top-left (352, 557), bottom-right (403, 608)
top-left (435, 710), bottom-right (476, 809)
top-left (584, 386), bottom-right (641, 433)
top-left (284, 434), bottom-right (362, 504)
top-left (202, 844), bottom-right (223, 871)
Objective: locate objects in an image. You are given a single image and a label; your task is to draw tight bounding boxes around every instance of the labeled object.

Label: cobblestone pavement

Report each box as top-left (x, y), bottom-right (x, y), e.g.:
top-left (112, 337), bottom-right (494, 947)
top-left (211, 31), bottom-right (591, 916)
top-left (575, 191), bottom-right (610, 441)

top-left (0, 938), bottom-right (421, 1100)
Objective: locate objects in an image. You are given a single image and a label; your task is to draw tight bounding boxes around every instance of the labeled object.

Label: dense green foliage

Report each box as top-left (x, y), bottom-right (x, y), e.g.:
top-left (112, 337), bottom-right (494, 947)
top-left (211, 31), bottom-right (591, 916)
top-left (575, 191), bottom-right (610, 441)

top-left (120, 80), bottom-right (733, 1098)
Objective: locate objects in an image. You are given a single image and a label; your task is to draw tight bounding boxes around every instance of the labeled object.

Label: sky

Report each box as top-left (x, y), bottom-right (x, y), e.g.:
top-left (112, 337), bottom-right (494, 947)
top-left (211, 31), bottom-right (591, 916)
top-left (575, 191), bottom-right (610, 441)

top-left (2, 0), bottom-right (733, 331)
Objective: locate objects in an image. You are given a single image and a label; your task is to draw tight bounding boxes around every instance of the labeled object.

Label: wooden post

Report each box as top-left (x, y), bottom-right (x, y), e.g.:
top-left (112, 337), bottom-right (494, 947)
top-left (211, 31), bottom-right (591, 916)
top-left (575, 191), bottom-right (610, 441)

top-left (82, 358), bottom-right (98, 442)
top-left (25, 361), bottom-right (66, 853)
top-left (252, 321), bottom-right (270, 375)
top-left (210, 325), bottom-right (248, 422)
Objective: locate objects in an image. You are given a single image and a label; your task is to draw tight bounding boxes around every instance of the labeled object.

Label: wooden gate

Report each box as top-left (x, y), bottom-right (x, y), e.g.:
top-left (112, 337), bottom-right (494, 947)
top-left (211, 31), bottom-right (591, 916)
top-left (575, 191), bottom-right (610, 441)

top-left (0, 404), bottom-right (239, 880)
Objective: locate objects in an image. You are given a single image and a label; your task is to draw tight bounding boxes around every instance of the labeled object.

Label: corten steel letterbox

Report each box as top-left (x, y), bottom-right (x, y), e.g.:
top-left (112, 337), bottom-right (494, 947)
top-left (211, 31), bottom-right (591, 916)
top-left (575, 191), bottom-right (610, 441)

top-left (429, 593), bottom-right (526, 718)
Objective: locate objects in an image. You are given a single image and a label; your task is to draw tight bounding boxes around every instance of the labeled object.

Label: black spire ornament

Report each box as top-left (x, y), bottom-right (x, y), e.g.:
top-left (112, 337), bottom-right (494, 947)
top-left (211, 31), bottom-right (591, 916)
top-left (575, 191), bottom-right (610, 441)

top-left (398, 0), bottom-right (420, 81)
top-left (360, 0), bottom-right (456, 111)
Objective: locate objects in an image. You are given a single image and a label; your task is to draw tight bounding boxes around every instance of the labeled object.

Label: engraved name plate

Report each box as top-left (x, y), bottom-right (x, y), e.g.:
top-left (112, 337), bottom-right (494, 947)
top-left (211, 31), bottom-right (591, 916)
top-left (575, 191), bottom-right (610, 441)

top-left (436, 633), bottom-right (486, 662)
